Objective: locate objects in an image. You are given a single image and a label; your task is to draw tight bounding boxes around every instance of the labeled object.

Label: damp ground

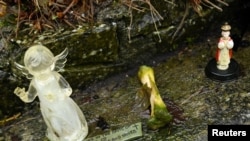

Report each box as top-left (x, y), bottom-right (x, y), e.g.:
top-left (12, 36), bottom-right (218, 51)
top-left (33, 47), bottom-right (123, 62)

top-left (1, 30), bottom-right (250, 141)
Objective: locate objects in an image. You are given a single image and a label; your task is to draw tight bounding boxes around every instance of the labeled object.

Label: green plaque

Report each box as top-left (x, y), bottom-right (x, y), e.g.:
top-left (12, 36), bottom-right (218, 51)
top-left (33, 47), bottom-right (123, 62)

top-left (86, 122), bottom-right (142, 141)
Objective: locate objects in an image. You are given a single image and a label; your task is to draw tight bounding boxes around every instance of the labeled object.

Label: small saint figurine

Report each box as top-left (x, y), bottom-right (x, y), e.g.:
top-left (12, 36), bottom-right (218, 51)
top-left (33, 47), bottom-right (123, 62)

top-left (205, 22), bottom-right (240, 82)
top-left (14, 45), bottom-right (88, 141)
top-left (216, 22), bottom-right (234, 70)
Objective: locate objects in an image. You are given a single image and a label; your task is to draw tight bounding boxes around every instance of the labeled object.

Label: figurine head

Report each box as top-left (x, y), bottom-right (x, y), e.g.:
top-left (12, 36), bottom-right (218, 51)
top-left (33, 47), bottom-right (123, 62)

top-left (221, 22), bottom-right (231, 31)
top-left (221, 22), bottom-right (231, 38)
top-left (24, 45), bottom-right (54, 75)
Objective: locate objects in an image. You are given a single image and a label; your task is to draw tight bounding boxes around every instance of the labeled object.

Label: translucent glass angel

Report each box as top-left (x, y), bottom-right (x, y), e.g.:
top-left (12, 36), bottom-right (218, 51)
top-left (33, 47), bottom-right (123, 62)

top-left (14, 45), bottom-right (88, 141)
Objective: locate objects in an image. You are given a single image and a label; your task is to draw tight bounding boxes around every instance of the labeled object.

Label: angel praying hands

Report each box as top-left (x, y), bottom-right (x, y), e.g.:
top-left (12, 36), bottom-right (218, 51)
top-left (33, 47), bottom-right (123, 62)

top-left (14, 45), bottom-right (88, 141)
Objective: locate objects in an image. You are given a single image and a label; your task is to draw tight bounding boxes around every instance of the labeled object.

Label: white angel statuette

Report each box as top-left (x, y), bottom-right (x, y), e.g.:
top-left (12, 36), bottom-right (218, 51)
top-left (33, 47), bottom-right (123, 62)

top-left (14, 45), bottom-right (88, 141)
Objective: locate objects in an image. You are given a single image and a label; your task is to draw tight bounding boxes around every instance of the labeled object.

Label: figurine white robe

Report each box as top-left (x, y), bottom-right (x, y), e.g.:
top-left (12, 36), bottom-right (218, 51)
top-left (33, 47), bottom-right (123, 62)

top-left (216, 37), bottom-right (234, 70)
top-left (34, 72), bottom-right (88, 141)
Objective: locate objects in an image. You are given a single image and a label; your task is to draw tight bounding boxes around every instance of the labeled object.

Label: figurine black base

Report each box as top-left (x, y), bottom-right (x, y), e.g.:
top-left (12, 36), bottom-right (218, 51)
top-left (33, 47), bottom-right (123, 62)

top-left (205, 58), bottom-right (240, 82)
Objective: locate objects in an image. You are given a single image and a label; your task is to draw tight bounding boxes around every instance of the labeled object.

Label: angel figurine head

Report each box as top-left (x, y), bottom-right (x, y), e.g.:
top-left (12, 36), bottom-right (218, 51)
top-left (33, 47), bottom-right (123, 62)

top-left (24, 45), bottom-right (55, 75)
top-left (15, 45), bottom-right (68, 79)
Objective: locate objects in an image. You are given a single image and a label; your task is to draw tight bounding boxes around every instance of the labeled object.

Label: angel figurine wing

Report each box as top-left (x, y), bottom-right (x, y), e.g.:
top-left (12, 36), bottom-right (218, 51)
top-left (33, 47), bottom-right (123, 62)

top-left (14, 62), bottom-right (33, 79)
top-left (52, 48), bottom-right (69, 72)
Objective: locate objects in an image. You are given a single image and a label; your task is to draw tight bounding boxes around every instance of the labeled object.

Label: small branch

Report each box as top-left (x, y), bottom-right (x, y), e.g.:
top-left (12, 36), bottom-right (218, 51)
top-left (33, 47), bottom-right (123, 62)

top-left (203, 0), bottom-right (223, 11)
top-left (172, 1), bottom-right (190, 41)
top-left (0, 113), bottom-right (21, 126)
top-left (216, 0), bottom-right (229, 6)
top-left (15, 0), bottom-right (21, 38)
top-left (181, 86), bottom-right (204, 105)
top-left (63, 0), bottom-right (78, 15)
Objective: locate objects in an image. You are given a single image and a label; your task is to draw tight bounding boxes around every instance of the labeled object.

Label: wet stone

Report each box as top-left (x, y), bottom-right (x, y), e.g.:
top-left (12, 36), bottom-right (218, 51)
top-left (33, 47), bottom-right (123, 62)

top-left (1, 30), bottom-right (250, 140)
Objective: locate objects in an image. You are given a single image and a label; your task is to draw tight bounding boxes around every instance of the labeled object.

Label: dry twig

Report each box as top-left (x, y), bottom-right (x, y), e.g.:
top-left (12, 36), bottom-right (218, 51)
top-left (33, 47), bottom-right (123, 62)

top-left (172, 0), bottom-right (229, 41)
top-left (0, 113), bottom-right (21, 126)
top-left (122, 0), bottom-right (163, 43)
